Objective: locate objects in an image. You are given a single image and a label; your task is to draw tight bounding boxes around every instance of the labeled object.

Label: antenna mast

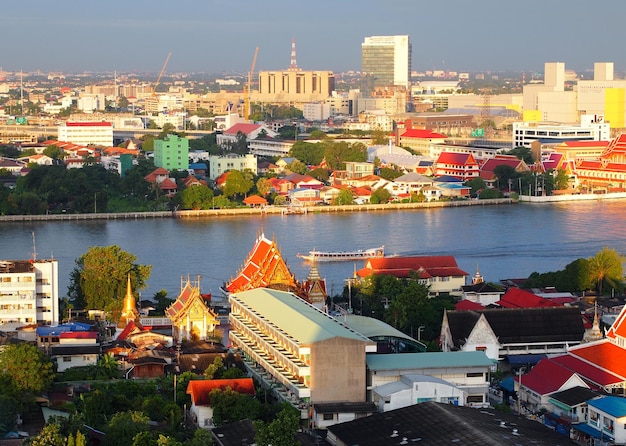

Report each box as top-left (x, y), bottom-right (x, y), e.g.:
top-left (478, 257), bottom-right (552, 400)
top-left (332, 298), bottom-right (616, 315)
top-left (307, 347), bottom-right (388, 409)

top-left (290, 38), bottom-right (298, 69)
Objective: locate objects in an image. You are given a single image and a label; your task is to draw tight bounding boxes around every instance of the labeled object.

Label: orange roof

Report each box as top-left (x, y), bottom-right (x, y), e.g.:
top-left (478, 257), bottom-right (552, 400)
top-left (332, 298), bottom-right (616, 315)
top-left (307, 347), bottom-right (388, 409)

top-left (224, 123), bottom-right (261, 136)
top-left (357, 256), bottom-right (468, 279)
top-left (401, 129), bottom-right (447, 139)
top-left (186, 378), bottom-right (255, 406)
top-left (436, 152), bottom-right (478, 165)
top-left (225, 234), bottom-right (295, 293)
top-left (569, 341), bottom-right (626, 378)
top-left (243, 195), bottom-right (268, 205)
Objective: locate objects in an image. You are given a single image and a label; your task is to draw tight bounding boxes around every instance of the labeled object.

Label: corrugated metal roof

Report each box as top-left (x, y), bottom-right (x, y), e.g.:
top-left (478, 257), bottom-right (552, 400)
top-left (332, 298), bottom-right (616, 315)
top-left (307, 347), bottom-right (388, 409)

top-left (366, 351), bottom-right (494, 371)
top-left (231, 288), bottom-right (374, 345)
top-left (588, 396), bottom-right (626, 417)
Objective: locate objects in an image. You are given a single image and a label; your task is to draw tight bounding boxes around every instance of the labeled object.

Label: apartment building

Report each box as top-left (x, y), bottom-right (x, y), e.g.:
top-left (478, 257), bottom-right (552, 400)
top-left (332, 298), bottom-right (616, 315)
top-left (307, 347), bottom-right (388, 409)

top-left (0, 259), bottom-right (60, 327)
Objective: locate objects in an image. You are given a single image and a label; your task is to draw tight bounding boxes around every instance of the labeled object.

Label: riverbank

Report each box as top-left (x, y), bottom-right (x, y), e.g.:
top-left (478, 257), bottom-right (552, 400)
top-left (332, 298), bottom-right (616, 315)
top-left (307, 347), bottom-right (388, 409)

top-left (0, 198), bottom-right (514, 222)
top-left (519, 192), bottom-right (626, 203)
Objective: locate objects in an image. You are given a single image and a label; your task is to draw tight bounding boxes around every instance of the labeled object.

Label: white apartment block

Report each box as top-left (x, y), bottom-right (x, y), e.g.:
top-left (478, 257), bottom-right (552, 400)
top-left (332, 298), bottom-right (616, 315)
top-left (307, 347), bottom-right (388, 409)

top-left (512, 119), bottom-right (610, 149)
top-left (58, 121), bottom-right (113, 147)
top-left (208, 154), bottom-right (257, 180)
top-left (0, 259), bottom-right (60, 327)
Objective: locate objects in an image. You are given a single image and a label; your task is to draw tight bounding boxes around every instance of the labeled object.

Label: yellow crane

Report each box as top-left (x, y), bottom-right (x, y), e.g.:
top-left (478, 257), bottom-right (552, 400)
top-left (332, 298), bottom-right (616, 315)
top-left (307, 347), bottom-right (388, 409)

top-left (244, 47), bottom-right (259, 122)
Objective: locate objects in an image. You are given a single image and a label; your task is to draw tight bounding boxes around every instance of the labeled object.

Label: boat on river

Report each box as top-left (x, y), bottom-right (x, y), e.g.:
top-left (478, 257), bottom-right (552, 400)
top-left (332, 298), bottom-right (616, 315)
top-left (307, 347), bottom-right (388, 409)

top-left (297, 246), bottom-right (384, 262)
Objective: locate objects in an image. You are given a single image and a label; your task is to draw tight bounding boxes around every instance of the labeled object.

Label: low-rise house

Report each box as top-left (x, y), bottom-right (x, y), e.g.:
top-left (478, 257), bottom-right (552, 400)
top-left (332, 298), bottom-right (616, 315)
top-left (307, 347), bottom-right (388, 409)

top-left (49, 331), bottom-right (101, 372)
top-left (440, 307), bottom-right (586, 363)
top-left (514, 358), bottom-right (590, 416)
top-left (357, 256), bottom-right (468, 296)
top-left (366, 351), bottom-right (494, 408)
top-left (311, 402), bottom-right (377, 430)
top-left (460, 281), bottom-right (503, 307)
top-left (393, 172), bottom-right (434, 195)
top-left (572, 396), bottom-right (626, 444)
top-left (372, 374), bottom-right (467, 412)
top-left (288, 187), bottom-right (321, 206)
top-left (479, 155), bottom-right (530, 187)
top-left (187, 378), bottom-right (256, 428)
top-left (545, 386), bottom-right (603, 435)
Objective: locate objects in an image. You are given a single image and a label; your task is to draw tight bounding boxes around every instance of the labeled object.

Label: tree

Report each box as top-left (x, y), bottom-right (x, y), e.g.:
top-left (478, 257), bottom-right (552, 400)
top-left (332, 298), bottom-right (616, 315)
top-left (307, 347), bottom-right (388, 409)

top-left (553, 169), bottom-right (571, 190)
top-left (465, 177), bottom-right (487, 196)
top-left (104, 411), bottom-right (150, 446)
top-left (0, 343), bottom-right (54, 398)
top-left (222, 170), bottom-right (254, 201)
top-left (505, 146), bottom-right (534, 164)
top-left (286, 159), bottom-right (307, 175)
top-left (370, 188), bottom-right (391, 204)
top-left (586, 247), bottom-right (625, 296)
top-left (288, 141), bottom-right (325, 166)
top-left (256, 177), bottom-right (271, 196)
top-left (209, 388), bottom-right (262, 426)
top-left (493, 165), bottom-right (518, 190)
top-left (309, 167), bottom-right (329, 182)
top-left (68, 245), bottom-right (152, 314)
top-left (335, 188), bottom-right (354, 205)
top-left (43, 144), bottom-right (66, 160)
top-left (23, 422), bottom-right (65, 446)
top-left (371, 129), bottom-right (389, 145)
top-left (378, 167), bottom-right (403, 181)
top-left (178, 185), bottom-right (214, 210)
top-left (254, 404), bottom-right (300, 446)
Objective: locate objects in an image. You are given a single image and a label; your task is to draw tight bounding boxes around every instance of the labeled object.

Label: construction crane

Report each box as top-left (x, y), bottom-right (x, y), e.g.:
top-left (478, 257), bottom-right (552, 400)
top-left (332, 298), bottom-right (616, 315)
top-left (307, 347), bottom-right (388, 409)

top-left (153, 52), bottom-right (172, 97)
top-left (244, 47), bottom-right (259, 122)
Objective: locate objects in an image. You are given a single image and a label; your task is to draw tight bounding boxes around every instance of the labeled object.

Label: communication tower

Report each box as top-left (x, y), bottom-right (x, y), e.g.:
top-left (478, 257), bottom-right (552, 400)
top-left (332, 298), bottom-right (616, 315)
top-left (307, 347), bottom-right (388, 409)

top-left (289, 38), bottom-right (298, 70)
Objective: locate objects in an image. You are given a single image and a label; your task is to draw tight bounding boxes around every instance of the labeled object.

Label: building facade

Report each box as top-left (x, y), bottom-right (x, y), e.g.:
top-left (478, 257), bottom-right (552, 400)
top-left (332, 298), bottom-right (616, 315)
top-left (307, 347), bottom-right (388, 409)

top-left (154, 134), bottom-right (189, 171)
top-left (57, 121), bottom-right (113, 147)
top-left (361, 35), bottom-right (411, 92)
top-left (207, 154), bottom-right (257, 181)
top-left (0, 259), bottom-right (60, 327)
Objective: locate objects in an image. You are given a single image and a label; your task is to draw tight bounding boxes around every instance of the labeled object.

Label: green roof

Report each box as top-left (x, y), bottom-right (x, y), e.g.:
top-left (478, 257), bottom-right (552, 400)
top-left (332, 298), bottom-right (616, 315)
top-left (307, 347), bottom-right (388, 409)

top-left (367, 351), bottom-right (495, 371)
top-left (231, 288), bottom-right (373, 345)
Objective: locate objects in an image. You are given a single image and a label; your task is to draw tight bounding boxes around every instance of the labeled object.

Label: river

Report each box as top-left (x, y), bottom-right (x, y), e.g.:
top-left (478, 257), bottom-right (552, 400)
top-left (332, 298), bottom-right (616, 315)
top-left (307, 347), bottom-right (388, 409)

top-left (1, 200), bottom-right (626, 300)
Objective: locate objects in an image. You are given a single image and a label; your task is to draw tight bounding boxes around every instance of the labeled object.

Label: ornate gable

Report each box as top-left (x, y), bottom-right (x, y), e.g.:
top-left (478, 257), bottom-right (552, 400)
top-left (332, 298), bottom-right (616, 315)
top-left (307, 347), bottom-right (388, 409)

top-left (225, 233), bottom-right (298, 293)
top-left (166, 279), bottom-right (219, 342)
top-left (465, 314), bottom-right (499, 349)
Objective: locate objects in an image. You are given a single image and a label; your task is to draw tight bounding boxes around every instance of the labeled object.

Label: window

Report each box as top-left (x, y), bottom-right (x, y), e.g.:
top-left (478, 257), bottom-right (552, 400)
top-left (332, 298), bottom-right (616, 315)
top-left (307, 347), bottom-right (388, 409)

top-left (589, 410), bottom-right (599, 426)
top-left (466, 372), bottom-right (484, 378)
top-left (323, 413), bottom-right (334, 421)
top-left (63, 356), bottom-right (72, 362)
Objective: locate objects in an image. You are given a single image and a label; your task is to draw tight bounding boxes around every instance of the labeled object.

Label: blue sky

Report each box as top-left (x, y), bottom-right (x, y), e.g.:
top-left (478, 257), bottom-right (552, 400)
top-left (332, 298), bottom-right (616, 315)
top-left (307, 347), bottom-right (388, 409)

top-left (3, 0), bottom-right (626, 75)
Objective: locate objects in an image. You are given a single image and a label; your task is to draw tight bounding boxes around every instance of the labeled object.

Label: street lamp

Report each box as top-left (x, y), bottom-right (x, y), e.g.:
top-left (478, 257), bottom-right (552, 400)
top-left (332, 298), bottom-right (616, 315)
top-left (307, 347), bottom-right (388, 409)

top-left (417, 326), bottom-right (425, 341)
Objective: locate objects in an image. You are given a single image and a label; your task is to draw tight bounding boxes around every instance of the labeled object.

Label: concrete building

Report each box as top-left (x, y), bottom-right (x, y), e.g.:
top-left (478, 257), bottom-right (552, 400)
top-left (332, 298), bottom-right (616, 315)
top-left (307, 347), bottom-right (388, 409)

top-left (207, 153), bottom-right (257, 180)
top-left (361, 35), bottom-right (411, 92)
top-left (0, 259), bottom-right (60, 328)
top-left (512, 119), bottom-right (610, 148)
top-left (228, 288), bottom-right (377, 419)
top-left (258, 70), bottom-right (335, 102)
top-left (153, 134), bottom-right (189, 171)
top-left (57, 121), bottom-right (113, 147)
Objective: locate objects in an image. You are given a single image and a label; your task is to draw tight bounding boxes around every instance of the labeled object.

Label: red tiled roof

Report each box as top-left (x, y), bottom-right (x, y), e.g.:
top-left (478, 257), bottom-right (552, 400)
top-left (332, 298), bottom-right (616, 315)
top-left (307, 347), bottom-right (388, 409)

top-left (551, 353), bottom-right (624, 388)
top-left (515, 358), bottom-right (581, 395)
top-left (65, 121), bottom-right (112, 127)
top-left (59, 331), bottom-right (98, 339)
top-left (159, 178), bottom-right (177, 190)
top-left (562, 140), bottom-right (609, 148)
top-left (186, 378), bottom-right (255, 406)
top-left (568, 341), bottom-right (626, 378)
top-left (455, 299), bottom-right (484, 311)
top-left (401, 129), bottom-right (447, 139)
top-left (436, 152), bottom-right (478, 165)
top-left (496, 288), bottom-right (561, 308)
top-left (357, 256), bottom-right (468, 279)
top-left (224, 123), bottom-right (261, 136)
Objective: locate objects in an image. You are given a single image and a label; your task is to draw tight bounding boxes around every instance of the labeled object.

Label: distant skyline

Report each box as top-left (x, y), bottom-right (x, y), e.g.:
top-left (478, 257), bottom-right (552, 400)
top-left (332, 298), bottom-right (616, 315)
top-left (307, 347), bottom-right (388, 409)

top-left (3, 0), bottom-right (626, 75)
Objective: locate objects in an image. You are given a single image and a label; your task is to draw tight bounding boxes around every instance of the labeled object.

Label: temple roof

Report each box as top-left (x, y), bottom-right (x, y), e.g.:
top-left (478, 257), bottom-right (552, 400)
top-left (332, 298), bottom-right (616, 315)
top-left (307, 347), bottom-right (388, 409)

top-left (225, 233), bottom-right (298, 293)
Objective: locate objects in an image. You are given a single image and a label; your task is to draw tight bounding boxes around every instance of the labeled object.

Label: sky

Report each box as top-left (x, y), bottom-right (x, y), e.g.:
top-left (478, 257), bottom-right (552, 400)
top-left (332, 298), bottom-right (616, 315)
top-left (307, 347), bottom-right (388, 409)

top-left (3, 0), bottom-right (626, 75)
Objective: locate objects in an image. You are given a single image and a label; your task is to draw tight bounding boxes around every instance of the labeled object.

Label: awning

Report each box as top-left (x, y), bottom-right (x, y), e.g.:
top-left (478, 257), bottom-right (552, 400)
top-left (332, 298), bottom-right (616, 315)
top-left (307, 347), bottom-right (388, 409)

top-left (505, 354), bottom-right (546, 366)
top-left (572, 423), bottom-right (614, 441)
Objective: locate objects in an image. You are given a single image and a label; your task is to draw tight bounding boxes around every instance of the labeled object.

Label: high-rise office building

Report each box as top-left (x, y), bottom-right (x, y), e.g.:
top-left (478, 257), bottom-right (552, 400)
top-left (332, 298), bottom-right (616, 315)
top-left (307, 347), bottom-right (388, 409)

top-left (361, 35), bottom-right (411, 92)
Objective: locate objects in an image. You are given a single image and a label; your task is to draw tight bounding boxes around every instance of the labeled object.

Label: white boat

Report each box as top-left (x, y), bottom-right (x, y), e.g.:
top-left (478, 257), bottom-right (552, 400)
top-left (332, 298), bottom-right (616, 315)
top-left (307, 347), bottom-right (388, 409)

top-left (297, 246), bottom-right (384, 262)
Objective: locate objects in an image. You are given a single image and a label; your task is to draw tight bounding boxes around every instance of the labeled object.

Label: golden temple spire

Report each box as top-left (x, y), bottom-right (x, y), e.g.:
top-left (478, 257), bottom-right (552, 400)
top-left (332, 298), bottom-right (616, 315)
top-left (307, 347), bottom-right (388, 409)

top-left (119, 273), bottom-right (139, 328)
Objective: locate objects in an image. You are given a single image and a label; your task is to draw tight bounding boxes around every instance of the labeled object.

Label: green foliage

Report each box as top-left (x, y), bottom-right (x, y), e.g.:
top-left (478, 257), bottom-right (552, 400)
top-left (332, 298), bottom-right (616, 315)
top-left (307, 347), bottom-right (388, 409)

top-left (587, 247), bottom-right (625, 296)
top-left (505, 146), bottom-right (534, 164)
top-left (254, 404), bottom-right (300, 446)
top-left (324, 141), bottom-right (367, 170)
top-left (478, 188), bottom-right (504, 199)
top-left (210, 388), bottom-right (262, 426)
top-left (222, 170), bottom-right (254, 200)
top-left (23, 422), bottom-right (65, 446)
top-left (492, 165), bottom-right (518, 190)
top-left (256, 177), bottom-right (271, 196)
top-left (378, 167), bottom-right (403, 181)
top-left (183, 429), bottom-right (214, 446)
top-left (553, 169), bottom-right (571, 190)
top-left (370, 188), bottom-right (391, 204)
top-left (204, 356), bottom-right (224, 379)
top-left (104, 411), bottom-right (150, 446)
top-left (309, 167), bottom-right (329, 182)
top-left (371, 129), bottom-right (389, 145)
top-left (0, 343), bottom-right (54, 397)
top-left (68, 245), bottom-right (152, 314)
top-left (286, 159), bottom-right (307, 175)
top-left (177, 185), bottom-right (214, 210)
top-left (334, 188), bottom-right (354, 205)
top-left (0, 395), bottom-right (19, 434)
top-left (288, 141), bottom-right (325, 166)
top-left (465, 177), bottom-right (487, 196)
top-left (42, 144), bottom-right (66, 160)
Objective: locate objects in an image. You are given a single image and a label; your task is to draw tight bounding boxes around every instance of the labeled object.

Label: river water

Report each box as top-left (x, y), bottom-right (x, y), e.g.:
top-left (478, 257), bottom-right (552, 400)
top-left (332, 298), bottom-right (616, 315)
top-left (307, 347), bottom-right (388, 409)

top-left (1, 200), bottom-right (626, 300)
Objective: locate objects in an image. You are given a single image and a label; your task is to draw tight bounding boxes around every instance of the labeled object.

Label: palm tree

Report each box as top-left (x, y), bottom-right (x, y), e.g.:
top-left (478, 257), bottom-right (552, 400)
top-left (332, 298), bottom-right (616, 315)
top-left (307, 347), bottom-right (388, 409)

top-left (587, 247), bottom-right (625, 296)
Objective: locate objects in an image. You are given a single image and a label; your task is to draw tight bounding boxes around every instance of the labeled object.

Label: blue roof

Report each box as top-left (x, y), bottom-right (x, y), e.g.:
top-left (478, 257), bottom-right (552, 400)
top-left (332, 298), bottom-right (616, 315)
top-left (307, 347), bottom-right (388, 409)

top-left (36, 322), bottom-right (92, 336)
top-left (189, 163), bottom-right (207, 169)
top-left (572, 422), bottom-right (610, 440)
top-left (588, 396), bottom-right (626, 417)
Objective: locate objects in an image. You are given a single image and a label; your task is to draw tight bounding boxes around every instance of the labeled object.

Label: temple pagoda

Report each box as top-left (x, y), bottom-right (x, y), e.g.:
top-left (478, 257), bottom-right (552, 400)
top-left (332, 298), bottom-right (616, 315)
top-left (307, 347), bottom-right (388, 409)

top-left (118, 274), bottom-right (141, 329)
top-left (165, 277), bottom-right (220, 342)
top-left (224, 233), bottom-right (300, 295)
